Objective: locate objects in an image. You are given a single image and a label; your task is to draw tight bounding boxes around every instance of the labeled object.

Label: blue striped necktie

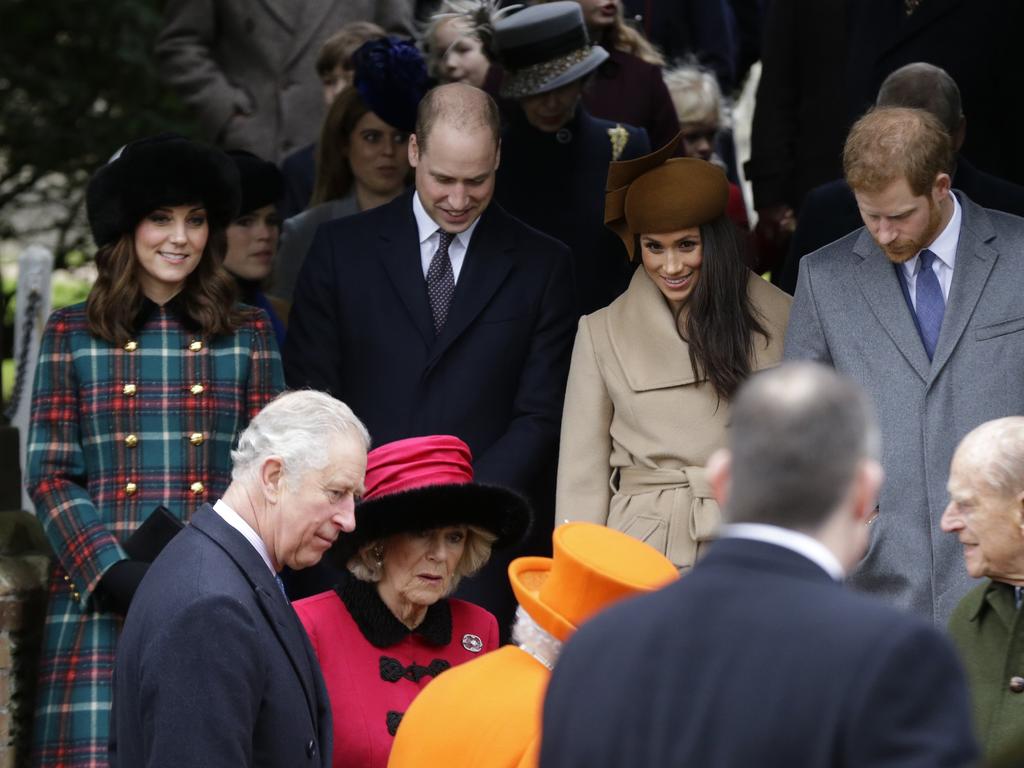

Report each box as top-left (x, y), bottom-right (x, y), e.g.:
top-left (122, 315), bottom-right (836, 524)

top-left (915, 249), bottom-right (945, 360)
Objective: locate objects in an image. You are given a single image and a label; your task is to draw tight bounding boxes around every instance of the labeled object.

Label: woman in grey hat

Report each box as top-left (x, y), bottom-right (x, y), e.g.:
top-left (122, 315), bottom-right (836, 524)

top-left (489, 1), bottom-right (652, 315)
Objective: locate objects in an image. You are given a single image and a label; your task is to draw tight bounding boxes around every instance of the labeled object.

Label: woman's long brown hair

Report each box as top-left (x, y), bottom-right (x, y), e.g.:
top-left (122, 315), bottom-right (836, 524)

top-left (311, 87), bottom-right (371, 206)
top-left (678, 216), bottom-right (769, 401)
top-left (86, 227), bottom-right (242, 344)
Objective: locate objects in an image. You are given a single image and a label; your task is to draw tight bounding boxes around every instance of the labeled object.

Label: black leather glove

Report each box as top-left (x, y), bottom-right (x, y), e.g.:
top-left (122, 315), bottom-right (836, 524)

top-left (97, 559), bottom-right (150, 615)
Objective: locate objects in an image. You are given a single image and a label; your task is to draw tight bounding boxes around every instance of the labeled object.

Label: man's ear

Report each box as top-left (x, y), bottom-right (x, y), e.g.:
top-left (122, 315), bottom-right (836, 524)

top-left (851, 459), bottom-right (885, 525)
top-left (493, 138), bottom-right (501, 171)
top-left (408, 133), bottom-right (421, 168)
top-left (706, 448), bottom-right (732, 507)
top-left (1015, 490), bottom-right (1024, 537)
top-left (932, 171), bottom-right (952, 203)
top-left (259, 456), bottom-right (286, 504)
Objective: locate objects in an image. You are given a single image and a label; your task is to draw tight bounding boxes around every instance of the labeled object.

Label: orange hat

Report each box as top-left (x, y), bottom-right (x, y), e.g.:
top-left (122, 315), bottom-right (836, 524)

top-left (605, 134), bottom-right (729, 260)
top-left (508, 522), bottom-right (678, 642)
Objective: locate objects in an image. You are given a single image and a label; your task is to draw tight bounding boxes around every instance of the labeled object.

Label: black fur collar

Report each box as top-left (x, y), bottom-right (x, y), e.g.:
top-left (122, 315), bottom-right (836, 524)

top-left (336, 571), bottom-right (452, 649)
top-left (132, 293), bottom-right (202, 334)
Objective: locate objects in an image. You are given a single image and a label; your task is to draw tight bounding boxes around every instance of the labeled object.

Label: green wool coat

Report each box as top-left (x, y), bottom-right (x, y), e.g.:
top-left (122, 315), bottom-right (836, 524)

top-left (948, 579), bottom-right (1024, 763)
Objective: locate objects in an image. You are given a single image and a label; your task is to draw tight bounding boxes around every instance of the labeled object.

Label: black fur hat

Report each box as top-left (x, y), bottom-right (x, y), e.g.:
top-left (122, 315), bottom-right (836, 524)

top-left (226, 150), bottom-right (285, 216)
top-left (86, 133), bottom-right (241, 247)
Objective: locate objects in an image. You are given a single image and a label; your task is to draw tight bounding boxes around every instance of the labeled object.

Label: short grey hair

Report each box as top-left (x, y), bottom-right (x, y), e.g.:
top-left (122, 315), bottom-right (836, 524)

top-left (955, 417), bottom-right (1024, 498)
top-left (231, 390), bottom-right (370, 483)
top-left (724, 363), bottom-right (881, 531)
top-left (663, 64), bottom-right (722, 126)
top-left (877, 62), bottom-right (962, 137)
top-left (347, 524), bottom-right (498, 594)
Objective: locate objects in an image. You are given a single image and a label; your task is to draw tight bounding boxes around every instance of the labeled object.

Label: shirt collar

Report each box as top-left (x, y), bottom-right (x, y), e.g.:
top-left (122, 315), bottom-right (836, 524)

top-left (901, 191), bottom-right (961, 280)
top-left (412, 189), bottom-right (482, 248)
top-left (213, 499), bottom-right (276, 577)
top-left (721, 523), bottom-right (845, 581)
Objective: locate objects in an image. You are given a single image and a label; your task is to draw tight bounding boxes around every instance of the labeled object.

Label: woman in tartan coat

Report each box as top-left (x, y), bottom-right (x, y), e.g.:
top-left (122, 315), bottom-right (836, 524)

top-left (26, 135), bottom-right (285, 767)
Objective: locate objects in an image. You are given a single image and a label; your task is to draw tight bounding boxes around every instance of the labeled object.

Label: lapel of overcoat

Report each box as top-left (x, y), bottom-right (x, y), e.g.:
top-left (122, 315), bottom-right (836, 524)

top-left (607, 269), bottom-right (699, 390)
top-left (377, 193), bottom-right (436, 349)
top-left (870, 0), bottom-right (962, 64)
top-left (424, 203), bottom-right (516, 370)
top-left (255, 0), bottom-right (294, 36)
top-left (927, 192), bottom-right (998, 385)
top-left (852, 229), bottom-right (933, 383)
top-left (191, 506), bottom-right (324, 740)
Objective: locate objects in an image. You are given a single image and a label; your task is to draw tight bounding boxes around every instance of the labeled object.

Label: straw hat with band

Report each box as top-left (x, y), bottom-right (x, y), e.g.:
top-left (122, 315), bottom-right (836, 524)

top-left (509, 522), bottom-right (678, 642)
top-left (329, 435), bottom-right (532, 567)
top-left (493, 1), bottom-right (609, 100)
top-left (86, 133), bottom-right (241, 249)
top-left (605, 133), bottom-right (731, 261)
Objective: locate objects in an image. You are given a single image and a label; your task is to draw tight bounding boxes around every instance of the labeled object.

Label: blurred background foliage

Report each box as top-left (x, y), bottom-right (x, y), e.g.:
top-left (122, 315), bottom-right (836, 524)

top-left (0, 0), bottom-right (196, 405)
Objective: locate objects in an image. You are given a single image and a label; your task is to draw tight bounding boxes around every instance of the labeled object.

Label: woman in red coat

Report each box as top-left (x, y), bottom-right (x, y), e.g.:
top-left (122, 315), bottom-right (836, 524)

top-left (293, 434), bottom-right (531, 768)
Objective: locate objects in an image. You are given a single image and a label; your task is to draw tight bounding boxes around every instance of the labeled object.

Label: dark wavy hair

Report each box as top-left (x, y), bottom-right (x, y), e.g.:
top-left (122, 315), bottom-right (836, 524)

top-left (676, 216), bottom-right (769, 401)
top-left (311, 87), bottom-right (371, 206)
top-left (86, 225), bottom-right (242, 344)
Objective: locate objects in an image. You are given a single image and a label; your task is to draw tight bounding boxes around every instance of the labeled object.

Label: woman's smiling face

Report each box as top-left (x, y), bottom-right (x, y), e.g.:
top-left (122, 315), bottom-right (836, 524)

top-left (639, 227), bottom-right (703, 315)
top-left (133, 204), bottom-right (208, 303)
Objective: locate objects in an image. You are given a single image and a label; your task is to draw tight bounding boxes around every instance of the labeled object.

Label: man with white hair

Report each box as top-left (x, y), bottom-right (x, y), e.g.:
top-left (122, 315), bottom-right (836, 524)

top-left (110, 390), bottom-right (369, 768)
top-left (942, 417), bottom-right (1024, 762)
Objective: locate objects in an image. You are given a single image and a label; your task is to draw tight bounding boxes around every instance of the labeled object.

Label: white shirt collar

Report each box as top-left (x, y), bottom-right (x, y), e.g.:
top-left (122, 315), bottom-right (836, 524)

top-left (412, 190), bottom-right (481, 248)
top-left (213, 499), bottom-right (276, 577)
top-left (901, 191), bottom-right (961, 280)
top-left (721, 523), bottom-right (845, 581)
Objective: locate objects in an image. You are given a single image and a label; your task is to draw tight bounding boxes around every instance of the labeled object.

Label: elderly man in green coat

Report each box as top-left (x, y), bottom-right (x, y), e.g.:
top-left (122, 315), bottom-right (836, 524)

top-left (942, 416), bottom-right (1024, 762)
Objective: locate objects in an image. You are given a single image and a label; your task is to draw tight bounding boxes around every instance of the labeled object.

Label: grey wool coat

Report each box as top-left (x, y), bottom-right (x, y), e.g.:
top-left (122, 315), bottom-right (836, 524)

top-left (785, 191), bottom-right (1024, 624)
top-left (155, 0), bottom-right (412, 162)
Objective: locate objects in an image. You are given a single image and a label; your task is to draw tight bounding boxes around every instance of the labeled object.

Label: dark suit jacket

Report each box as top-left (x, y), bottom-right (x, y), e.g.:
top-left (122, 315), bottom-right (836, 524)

top-left (110, 505), bottom-right (331, 767)
top-left (540, 537), bottom-right (978, 768)
top-left (780, 158), bottom-right (1024, 294)
top-left (283, 193), bottom-right (577, 629)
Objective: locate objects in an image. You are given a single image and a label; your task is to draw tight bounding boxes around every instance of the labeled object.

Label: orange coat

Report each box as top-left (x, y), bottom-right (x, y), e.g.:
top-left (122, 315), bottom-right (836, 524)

top-left (388, 645), bottom-right (549, 768)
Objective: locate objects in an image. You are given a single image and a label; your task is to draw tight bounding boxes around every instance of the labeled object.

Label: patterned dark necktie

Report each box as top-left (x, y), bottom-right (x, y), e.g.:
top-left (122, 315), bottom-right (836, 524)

top-left (426, 230), bottom-right (455, 335)
top-left (915, 249), bottom-right (945, 360)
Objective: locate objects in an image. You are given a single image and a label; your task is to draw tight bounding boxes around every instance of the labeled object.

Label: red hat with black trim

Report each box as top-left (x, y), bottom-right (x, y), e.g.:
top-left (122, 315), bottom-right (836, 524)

top-left (328, 435), bottom-right (531, 565)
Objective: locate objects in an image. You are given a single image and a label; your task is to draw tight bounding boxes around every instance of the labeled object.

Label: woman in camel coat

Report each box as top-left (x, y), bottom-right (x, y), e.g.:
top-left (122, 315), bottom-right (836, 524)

top-left (556, 137), bottom-right (791, 570)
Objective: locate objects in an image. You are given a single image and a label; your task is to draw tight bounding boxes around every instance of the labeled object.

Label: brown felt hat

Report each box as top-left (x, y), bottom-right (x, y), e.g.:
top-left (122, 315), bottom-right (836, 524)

top-left (605, 134), bottom-right (730, 259)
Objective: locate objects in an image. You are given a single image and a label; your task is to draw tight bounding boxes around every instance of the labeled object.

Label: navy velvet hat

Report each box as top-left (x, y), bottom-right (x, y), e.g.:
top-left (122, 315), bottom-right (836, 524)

top-left (86, 134), bottom-right (241, 248)
top-left (352, 37), bottom-right (433, 134)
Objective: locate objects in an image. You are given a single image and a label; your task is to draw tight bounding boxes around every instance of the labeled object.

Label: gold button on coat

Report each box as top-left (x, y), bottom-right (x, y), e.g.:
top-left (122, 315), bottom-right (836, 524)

top-left (190, 481), bottom-right (205, 495)
top-left (125, 482), bottom-right (138, 495)
top-left (124, 434), bottom-right (138, 448)
top-left (189, 340), bottom-right (203, 351)
top-left (122, 384), bottom-right (137, 397)
top-left (189, 432), bottom-right (204, 446)
top-left (190, 384), bottom-right (204, 396)
top-left (1010, 676), bottom-right (1024, 693)
top-left (124, 340), bottom-right (138, 352)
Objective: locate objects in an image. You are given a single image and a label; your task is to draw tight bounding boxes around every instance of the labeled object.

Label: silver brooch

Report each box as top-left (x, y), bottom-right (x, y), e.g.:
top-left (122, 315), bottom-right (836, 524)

top-left (462, 633), bottom-right (484, 653)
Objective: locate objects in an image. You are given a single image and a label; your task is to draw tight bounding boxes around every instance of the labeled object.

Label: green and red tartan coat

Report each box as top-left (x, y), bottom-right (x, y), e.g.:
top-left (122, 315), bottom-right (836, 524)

top-left (26, 299), bottom-right (284, 767)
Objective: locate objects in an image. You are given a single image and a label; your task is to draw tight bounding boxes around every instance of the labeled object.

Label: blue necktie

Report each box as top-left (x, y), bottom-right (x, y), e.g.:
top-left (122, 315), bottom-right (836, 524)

top-left (274, 573), bottom-right (289, 601)
top-left (427, 230), bottom-right (455, 335)
top-left (915, 249), bottom-right (945, 360)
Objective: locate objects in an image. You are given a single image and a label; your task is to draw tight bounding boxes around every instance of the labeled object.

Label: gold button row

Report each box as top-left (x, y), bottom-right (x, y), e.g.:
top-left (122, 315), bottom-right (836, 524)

top-left (121, 383), bottom-right (205, 397)
top-left (125, 340), bottom-right (203, 352)
top-left (124, 480), bottom-right (205, 495)
top-left (123, 432), bottom-right (204, 448)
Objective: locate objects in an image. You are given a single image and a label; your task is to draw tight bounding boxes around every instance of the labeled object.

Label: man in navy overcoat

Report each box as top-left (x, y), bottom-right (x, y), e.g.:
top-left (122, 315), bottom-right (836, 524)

top-left (283, 84), bottom-right (577, 633)
top-left (540, 364), bottom-right (978, 768)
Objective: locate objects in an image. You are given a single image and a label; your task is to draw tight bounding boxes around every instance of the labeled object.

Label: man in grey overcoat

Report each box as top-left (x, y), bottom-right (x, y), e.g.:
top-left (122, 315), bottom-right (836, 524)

top-left (785, 106), bottom-right (1024, 624)
top-left (155, 0), bottom-right (412, 162)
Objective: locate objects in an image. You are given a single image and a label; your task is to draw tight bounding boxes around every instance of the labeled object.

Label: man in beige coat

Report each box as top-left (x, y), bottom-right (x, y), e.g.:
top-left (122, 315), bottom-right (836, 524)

top-left (156, 0), bottom-right (412, 162)
top-left (557, 142), bottom-right (791, 569)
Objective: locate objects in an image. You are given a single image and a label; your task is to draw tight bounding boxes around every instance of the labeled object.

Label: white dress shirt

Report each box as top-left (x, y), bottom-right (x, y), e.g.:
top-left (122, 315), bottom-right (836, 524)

top-left (412, 191), bottom-right (480, 284)
top-left (901, 192), bottom-right (961, 309)
top-left (721, 522), bottom-right (845, 581)
top-left (213, 499), bottom-right (276, 577)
